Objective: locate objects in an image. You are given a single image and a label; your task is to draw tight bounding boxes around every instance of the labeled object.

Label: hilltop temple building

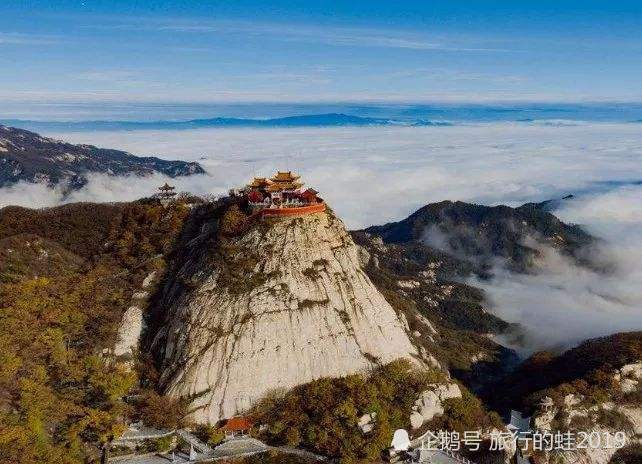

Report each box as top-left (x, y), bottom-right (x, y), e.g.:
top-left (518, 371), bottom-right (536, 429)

top-left (156, 182), bottom-right (177, 206)
top-left (243, 171), bottom-right (324, 216)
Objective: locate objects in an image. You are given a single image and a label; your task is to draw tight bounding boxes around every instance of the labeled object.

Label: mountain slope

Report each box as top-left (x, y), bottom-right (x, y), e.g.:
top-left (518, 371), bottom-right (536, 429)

top-left (355, 199), bottom-right (600, 393)
top-left (489, 332), bottom-right (642, 464)
top-left (357, 199), bottom-right (595, 337)
top-left (0, 199), bottom-right (196, 463)
top-left (351, 229), bottom-right (520, 400)
top-left (366, 200), bottom-right (594, 273)
top-left (489, 331), bottom-right (642, 411)
top-left (0, 124), bottom-right (206, 189)
top-left (150, 205), bottom-right (422, 423)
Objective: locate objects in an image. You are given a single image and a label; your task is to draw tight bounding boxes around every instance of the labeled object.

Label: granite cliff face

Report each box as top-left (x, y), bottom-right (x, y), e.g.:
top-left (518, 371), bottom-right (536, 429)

top-left (152, 206), bottom-right (421, 423)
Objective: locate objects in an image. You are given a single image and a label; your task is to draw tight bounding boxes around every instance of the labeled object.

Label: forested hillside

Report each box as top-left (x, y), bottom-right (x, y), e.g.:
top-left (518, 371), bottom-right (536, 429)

top-left (0, 199), bottom-right (193, 463)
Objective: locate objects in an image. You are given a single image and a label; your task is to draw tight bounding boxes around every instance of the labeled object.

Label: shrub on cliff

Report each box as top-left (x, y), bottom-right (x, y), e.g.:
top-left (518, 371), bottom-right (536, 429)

top-left (220, 204), bottom-right (249, 236)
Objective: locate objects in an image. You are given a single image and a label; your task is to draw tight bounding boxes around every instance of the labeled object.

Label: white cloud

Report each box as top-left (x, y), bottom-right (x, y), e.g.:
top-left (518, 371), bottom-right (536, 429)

top-left (0, 32), bottom-right (58, 46)
top-left (117, 19), bottom-right (510, 52)
top-left (40, 122), bottom-right (642, 228)
top-left (471, 207), bottom-right (642, 355)
top-left (2, 122), bottom-right (642, 353)
top-left (0, 181), bottom-right (64, 209)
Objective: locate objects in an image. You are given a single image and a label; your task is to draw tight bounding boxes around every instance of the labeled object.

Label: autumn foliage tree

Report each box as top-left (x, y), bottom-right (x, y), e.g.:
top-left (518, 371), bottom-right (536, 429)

top-left (0, 199), bottom-right (194, 463)
top-left (137, 391), bottom-right (189, 430)
top-left (0, 277), bottom-right (136, 464)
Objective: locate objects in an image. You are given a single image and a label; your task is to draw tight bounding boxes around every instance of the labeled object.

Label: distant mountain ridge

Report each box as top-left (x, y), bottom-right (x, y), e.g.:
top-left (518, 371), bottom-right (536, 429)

top-left (0, 124), bottom-right (206, 189)
top-left (364, 199), bottom-right (595, 274)
top-left (1, 113), bottom-right (454, 132)
top-left (10, 107), bottom-right (642, 132)
top-left (6, 102), bottom-right (642, 126)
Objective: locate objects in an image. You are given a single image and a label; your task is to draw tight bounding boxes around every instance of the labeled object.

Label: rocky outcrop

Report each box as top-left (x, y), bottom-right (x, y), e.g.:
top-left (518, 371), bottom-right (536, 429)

top-left (358, 412), bottom-right (377, 434)
top-left (114, 305), bottom-right (144, 357)
top-left (528, 363), bottom-right (642, 464)
top-left (154, 208), bottom-right (422, 423)
top-left (114, 271), bottom-right (158, 359)
top-left (410, 382), bottom-right (462, 429)
top-left (615, 361), bottom-right (642, 393)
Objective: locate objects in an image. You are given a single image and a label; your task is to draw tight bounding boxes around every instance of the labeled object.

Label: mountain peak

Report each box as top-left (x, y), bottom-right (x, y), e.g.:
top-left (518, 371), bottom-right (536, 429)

top-left (365, 199), bottom-right (594, 273)
top-left (151, 203), bottom-right (422, 423)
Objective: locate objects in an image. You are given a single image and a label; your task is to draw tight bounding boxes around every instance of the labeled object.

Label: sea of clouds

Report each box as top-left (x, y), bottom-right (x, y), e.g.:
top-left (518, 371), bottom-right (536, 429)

top-left (470, 186), bottom-right (642, 354)
top-left (2, 122), bottom-right (641, 353)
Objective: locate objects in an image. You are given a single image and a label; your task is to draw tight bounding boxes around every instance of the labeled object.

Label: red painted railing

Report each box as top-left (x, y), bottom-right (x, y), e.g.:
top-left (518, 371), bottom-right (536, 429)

top-left (259, 202), bottom-right (326, 217)
top-left (227, 202), bottom-right (326, 236)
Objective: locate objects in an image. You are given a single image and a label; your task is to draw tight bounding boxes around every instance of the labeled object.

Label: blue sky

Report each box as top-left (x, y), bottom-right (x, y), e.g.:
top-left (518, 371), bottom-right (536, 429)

top-left (1, 1), bottom-right (642, 104)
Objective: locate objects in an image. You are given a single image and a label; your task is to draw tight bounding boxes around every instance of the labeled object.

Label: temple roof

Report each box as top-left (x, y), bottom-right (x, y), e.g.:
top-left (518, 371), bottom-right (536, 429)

top-left (271, 171), bottom-right (301, 183)
top-left (246, 171), bottom-right (310, 193)
top-left (249, 177), bottom-right (270, 188)
top-left (222, 416), bottom-right (252, 432)
top-left (158, 183), bottom-right (175, 191)
top-left (266, 181), bottom-right (302, 192)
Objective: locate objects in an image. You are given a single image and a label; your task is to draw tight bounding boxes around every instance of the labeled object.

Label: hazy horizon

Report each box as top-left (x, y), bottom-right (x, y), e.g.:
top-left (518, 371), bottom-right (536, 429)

top-left (2, 101), bottom-right (642, 125)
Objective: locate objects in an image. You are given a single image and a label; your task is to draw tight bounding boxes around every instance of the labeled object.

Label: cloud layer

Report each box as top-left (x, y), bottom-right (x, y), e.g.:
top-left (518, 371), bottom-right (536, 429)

top-left (472, 186), bottom-right (642, 354)
top-left (2, 122), bottom-right (642, 353)
top-left (24, 122), bottom-right (641, 227)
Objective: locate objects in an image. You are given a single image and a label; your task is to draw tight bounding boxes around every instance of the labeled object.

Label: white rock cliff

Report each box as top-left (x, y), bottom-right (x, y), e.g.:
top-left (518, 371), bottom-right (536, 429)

top-left (155, 209), bottom-right (421, 423)
top-left (410, 382), bottom-right (462, 429)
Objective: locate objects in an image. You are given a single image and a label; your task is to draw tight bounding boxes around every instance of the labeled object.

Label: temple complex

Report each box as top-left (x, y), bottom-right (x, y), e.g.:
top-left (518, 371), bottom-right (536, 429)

top-left (243, 171), bottom-right (325, 216)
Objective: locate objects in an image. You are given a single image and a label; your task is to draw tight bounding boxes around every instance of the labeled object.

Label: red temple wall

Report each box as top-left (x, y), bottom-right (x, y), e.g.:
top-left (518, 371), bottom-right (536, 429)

top-left (259, 202), bottom-right (326, 217)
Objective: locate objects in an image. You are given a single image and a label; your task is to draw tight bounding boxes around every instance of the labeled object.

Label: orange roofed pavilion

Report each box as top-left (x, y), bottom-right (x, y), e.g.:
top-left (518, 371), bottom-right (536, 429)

top-left (221, 416), bottom-right (252, 437)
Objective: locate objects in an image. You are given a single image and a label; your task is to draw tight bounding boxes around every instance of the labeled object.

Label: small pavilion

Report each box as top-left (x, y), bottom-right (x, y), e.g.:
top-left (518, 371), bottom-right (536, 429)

top-left (157, 182), bottom-right (177, 205)
top-left (221, 416), bottom-right (253, 439)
